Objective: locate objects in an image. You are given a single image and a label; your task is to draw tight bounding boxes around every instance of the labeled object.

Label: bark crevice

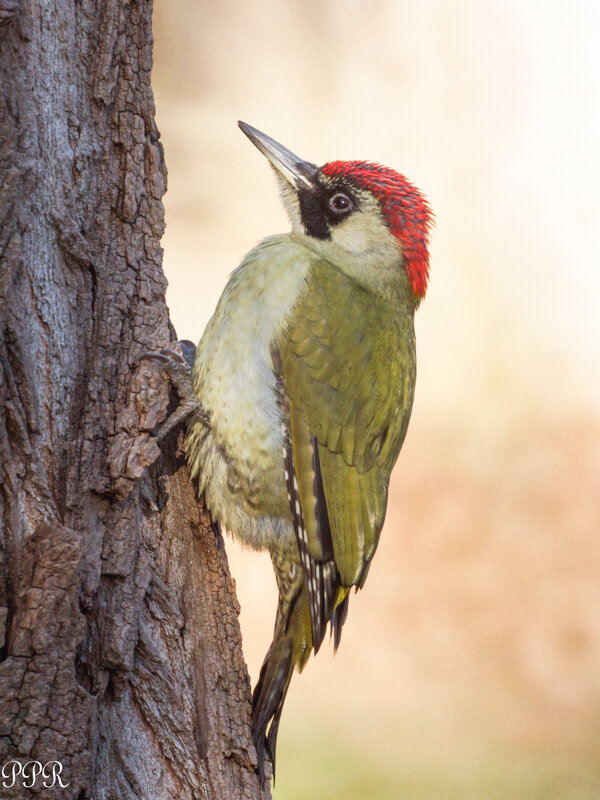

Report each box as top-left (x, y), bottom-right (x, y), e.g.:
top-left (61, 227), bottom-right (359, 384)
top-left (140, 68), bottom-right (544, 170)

top-left (0, 2), bottom-right (267, 797)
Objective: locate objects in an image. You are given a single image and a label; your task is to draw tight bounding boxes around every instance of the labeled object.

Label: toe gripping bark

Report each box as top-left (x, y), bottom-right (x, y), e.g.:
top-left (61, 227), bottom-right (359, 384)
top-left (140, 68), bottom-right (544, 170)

top-left (142, 339), bottom-right (210, 439)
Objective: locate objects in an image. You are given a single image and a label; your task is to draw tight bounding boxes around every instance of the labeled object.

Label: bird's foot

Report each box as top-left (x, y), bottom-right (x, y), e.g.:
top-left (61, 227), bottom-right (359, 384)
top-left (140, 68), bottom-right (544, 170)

top-left (142, 340), bottom-right (210, 440)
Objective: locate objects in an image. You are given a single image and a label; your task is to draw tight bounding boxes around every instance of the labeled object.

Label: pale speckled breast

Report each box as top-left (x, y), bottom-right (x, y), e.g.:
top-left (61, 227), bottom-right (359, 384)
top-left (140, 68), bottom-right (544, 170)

top-left (185, 235), bottom-right (315, 551)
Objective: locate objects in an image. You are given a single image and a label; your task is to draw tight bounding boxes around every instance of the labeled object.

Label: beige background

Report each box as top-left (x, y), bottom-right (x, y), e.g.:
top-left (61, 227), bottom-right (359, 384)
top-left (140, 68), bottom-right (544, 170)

top-left (152, 2), bottom-right (600, 797)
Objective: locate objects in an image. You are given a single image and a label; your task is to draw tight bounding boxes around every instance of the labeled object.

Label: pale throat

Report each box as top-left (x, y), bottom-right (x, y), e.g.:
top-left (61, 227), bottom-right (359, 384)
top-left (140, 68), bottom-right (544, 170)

top-left (301, 217), bottom-right (406, 301)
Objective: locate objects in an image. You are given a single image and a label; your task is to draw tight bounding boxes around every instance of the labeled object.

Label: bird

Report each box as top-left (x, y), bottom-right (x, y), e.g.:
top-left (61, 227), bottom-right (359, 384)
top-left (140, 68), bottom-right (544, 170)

top-left (151, 121), bottom-right (433, 784)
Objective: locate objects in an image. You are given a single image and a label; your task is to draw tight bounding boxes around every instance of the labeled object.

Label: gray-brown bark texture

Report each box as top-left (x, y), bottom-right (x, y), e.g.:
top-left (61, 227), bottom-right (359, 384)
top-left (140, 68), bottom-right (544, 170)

top-left (0, 2), bottom-right (268, 799)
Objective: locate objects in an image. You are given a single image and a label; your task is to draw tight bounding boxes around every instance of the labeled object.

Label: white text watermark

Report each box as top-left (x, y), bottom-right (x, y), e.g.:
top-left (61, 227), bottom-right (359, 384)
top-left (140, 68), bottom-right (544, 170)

top-left (1, 760), bottom-right (69, 789)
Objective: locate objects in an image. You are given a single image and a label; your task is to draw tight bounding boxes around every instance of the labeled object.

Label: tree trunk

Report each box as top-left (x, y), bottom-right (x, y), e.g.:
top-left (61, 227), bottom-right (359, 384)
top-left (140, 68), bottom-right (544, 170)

top-left (0, 2), bottom-right (267, 798)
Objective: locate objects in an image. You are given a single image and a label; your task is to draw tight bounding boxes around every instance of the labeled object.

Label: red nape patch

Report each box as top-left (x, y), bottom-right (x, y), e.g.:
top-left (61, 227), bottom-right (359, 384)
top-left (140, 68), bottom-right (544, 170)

top-left (321, 161), bottom-right (433, 298)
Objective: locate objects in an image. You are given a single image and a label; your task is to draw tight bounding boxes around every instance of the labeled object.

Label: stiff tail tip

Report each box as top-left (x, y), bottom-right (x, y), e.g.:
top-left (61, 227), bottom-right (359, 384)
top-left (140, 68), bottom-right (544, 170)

top-left (251, 640), bottom-right (295, 785)
top-left (251, 583), bottom-right (313, 785)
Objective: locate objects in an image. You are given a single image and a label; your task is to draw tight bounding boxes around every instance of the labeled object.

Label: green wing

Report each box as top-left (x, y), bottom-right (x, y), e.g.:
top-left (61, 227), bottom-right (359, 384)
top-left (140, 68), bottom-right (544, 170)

top-left (277, 260), bottom-right (416, 649)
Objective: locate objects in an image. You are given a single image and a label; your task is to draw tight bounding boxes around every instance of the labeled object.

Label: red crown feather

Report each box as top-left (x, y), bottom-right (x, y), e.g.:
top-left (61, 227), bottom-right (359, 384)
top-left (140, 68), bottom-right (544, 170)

top-left (322, 161), bottom-right (433, 298)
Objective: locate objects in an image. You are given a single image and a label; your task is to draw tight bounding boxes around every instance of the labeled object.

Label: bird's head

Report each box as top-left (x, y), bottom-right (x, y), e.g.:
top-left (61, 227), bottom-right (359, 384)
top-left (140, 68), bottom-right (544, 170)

top-left (239, 121), bottom-right (433, 302)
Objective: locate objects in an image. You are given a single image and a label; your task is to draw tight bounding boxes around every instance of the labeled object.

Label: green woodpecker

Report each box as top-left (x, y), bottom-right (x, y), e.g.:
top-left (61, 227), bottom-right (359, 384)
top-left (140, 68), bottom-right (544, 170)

top-left (153, 122), bottom-right (432, 783)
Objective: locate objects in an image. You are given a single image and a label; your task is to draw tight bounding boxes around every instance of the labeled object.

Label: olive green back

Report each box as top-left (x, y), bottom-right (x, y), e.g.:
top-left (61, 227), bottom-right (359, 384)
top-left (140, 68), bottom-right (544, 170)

top-left (279, 260), bottom-right (416, 586)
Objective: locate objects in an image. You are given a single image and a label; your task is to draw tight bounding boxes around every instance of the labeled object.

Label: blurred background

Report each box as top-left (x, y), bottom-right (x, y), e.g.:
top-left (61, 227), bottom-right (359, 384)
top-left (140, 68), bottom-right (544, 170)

top-left (152, 2), bottom-right (600, 797)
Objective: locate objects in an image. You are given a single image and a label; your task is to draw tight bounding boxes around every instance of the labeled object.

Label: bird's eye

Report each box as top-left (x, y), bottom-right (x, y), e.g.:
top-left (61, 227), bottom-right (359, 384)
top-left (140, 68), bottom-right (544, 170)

top-left (328, 193), bottom-right (352, 214)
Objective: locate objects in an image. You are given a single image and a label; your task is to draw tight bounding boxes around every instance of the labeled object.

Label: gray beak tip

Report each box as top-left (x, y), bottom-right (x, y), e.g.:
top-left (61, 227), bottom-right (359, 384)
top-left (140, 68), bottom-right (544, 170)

top-left (237, 121), bottom-right (318, 190)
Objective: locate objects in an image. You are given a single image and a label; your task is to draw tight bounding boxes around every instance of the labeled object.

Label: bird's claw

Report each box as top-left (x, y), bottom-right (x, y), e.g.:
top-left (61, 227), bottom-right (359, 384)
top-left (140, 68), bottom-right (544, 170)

top-left (142, 339), bottom-right (196, 367)
top-left (142, 340), bottom-right (210, 439)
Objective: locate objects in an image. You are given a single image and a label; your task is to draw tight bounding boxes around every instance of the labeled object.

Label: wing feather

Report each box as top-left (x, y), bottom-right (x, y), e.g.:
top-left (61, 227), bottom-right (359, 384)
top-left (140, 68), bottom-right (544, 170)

top-left (276, 260), bottom-right (416, 650)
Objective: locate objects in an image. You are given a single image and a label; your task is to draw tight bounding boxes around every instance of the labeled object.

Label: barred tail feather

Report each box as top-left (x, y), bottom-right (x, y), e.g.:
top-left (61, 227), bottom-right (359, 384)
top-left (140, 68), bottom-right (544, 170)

top-left (252, 641), bottom-right (294, 785)
top-left (252, 588), bottom-right (311, 785)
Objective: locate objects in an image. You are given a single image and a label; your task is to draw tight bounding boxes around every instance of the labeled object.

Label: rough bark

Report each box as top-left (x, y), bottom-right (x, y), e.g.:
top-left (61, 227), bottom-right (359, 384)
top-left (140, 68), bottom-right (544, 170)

top-left (0, 2), bottom-right (267, 798)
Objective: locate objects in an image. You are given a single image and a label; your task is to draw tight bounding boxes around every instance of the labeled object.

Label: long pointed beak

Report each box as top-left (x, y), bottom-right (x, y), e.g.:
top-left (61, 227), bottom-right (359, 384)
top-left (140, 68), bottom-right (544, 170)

top-left (238, 121), bottom-right (318, 190)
